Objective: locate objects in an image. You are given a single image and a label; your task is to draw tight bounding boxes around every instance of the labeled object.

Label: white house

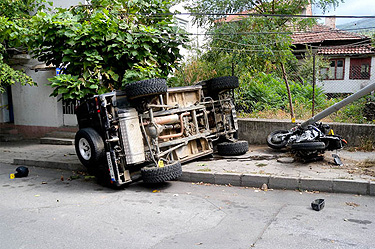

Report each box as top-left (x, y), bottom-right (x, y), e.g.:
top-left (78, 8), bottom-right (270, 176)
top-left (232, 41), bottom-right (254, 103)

top-left (291, 20), bottom-right (375, 94)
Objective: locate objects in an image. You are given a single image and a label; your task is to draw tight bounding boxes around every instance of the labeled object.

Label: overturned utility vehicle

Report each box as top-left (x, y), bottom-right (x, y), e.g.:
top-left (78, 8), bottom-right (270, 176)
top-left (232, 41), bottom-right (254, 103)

top-left (75, 76), bottom-right (248, 187)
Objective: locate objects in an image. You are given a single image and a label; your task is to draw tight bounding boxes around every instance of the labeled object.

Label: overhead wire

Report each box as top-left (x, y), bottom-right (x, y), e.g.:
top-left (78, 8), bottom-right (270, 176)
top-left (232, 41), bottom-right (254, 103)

top-left (133, 12), bottom-right (375, 20)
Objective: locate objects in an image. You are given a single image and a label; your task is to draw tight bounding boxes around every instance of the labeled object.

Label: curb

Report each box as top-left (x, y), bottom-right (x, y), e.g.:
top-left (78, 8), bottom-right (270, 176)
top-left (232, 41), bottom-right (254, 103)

top-left (13, 159), bottom-right (85, 172)
top-left (12, 158), bottom-right (375, 196)
top-left (179, 171), bottom-right (375, 196)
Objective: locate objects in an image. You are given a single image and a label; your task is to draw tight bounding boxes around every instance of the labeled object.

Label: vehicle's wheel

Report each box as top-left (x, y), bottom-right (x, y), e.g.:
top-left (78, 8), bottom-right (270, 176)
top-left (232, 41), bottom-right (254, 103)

top-left (208, 76), bottom-right (239, 91)
top-left (290, 141), bottom-right (326, 151)
top-left (75, 128), bottom-right (105, 174)
top-left (141, 161), bottom-right (182, 184)
top-left (266, 130), bottom-right (289, 149)
top-left (217, 140), bottom-right (249, 156)
top-left (125, 78), bottom-right (167, 99)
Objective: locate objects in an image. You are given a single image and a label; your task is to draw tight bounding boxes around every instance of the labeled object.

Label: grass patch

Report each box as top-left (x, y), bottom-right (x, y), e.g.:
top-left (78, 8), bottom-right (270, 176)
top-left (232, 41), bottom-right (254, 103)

top-left (357, 160), bottom-right (375, 168)
top-left (256, 163), bottom-right (268, 167)
top-left (197, 168), bottom-right (211, 172)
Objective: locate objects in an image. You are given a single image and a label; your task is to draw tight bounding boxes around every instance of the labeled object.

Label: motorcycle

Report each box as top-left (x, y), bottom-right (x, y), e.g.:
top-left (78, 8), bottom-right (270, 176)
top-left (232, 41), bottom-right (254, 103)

top-left (266, 82), bottom-right (375, 159)
top-left (267, 122), bottom-right (347, 158)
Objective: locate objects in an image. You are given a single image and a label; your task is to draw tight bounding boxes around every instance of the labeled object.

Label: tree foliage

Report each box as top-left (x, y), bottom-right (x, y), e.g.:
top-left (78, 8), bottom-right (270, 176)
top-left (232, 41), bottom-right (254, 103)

top-left (0, 0), bottom-right (48, 92)
top-left (186, 0), bottom-right (343, 26)
top-left (28, 0), bottom-right (188, 100)
top-left (184, 0), bottom-right (342, 79)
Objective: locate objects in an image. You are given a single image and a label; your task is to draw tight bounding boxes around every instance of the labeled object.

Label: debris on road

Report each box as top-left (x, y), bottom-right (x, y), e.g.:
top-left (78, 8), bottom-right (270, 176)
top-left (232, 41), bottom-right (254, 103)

top-left (277, 157), bottom-right (295, 163)
top-left (10, 166), bottom-right (29, 179)
top-left (332, 154), bottom-right (343, 166)
top-left (311, 198), bottom-right (325, 211)
top-left (345, 202), bottom-right (360, 207)
top-left (261, 183), bottom-right (268, 191)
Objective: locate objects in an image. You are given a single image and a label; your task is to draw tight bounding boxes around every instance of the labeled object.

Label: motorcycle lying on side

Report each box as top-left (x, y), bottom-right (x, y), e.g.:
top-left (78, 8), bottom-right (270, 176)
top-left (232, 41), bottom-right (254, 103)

top-left (266, 82), bottom-right (375, 161)
top-left (267, 123), bottom-right (347, 159)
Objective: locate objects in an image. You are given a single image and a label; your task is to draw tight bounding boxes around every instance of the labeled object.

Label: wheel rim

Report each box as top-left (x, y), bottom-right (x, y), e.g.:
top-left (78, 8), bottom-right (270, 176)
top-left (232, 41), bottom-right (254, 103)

top-left (79, 138), bottom-right (91, 160)
top-left (272, 134), bottom-right (284, 143)
top-left (272, 132), bottom-right (287, 144)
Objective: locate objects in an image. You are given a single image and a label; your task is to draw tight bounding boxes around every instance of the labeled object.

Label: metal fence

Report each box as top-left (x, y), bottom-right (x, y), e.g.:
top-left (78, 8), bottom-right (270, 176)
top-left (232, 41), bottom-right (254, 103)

top-left (62, 99), bottom-right (80, 115)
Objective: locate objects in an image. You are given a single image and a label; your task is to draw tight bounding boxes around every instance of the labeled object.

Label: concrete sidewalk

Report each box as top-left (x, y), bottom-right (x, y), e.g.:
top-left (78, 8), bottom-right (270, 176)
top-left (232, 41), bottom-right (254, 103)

top-left (1, 140), bottom-right (374, 195)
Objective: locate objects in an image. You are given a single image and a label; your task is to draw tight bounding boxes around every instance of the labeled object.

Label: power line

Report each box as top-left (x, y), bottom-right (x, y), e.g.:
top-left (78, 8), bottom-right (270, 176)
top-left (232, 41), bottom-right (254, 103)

top-left (131, 26), bottom-right (375, 37)
top-left (136, 12), bottom-right (375, 19)
top-left (138, 26), bottom-right (375, 36)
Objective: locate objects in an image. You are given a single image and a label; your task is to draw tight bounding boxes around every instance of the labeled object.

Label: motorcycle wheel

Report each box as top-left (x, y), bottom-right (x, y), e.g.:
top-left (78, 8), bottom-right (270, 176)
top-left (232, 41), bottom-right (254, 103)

top-left (290, 141), bottom-right (326, 150)
top-left (266, 130), bottom-right (289, 149)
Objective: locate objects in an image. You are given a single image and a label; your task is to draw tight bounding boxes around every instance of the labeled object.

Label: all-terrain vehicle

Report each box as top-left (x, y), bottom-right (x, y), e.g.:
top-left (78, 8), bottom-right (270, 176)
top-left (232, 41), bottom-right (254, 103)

top-left (75, 76), bottom-right (249, 187)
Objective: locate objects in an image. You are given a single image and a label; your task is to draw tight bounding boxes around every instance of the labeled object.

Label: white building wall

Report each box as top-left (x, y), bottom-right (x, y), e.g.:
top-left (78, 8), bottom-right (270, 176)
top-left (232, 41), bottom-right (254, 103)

top-left (11, 65), bottom-right (63, 127)
top-left (318, 56), bottom-right (374, 93)
top-left (170, 2), bottom-right (207, 60)
top-left (52, 0), bottom-right (85, 8)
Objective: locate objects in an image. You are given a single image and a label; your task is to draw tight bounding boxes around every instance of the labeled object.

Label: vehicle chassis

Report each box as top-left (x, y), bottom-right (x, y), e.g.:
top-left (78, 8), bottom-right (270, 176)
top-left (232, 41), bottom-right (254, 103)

top-left (75, 77), bottom-right (245, 187)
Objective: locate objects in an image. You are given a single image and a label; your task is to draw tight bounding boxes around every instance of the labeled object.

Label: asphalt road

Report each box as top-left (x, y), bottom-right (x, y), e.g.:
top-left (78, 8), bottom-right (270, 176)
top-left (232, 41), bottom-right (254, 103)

top-left (1, 163), bottom-right (374, 249)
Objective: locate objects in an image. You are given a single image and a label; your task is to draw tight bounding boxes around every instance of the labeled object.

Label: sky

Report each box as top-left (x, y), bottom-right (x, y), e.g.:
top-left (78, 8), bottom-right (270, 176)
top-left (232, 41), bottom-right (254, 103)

top-left (313, 0), bottom-right (375, 25)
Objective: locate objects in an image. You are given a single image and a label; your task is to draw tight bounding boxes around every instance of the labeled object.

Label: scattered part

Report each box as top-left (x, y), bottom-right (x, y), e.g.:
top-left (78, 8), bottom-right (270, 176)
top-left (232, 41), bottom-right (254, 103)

top-left (311, 199), bottom-right (325, 211)
top-left (332, 154), bottom-right (343, 166)
top-left (261, 183), bottom-right (268, 191)
top-left (345, 202), bottom-right (360, 207)
top-left (11, 166), bottom-right (29, 178)
top-left (276, 157), bottom-right (295, 163)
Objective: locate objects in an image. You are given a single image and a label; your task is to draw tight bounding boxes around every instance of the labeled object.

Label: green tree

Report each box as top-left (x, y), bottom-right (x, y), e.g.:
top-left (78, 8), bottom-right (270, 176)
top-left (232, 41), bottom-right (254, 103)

top-left (0, 0), bottom-right (48, 92)
top-left (185, 0), bottom-right (342, 77)
top-left (28, 0), bottom-right (188, 100)
top-left (180, 0), bottom-right (342, 120)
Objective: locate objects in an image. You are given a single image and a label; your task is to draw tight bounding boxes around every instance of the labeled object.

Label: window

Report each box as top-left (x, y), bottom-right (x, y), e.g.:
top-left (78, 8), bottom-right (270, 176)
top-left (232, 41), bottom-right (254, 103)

top-left (322, 59), bottom-right (345, 80)
top-left (350, 58), bottom-right (371, 80)
top-left (175, 18), bottom-right (189, 31)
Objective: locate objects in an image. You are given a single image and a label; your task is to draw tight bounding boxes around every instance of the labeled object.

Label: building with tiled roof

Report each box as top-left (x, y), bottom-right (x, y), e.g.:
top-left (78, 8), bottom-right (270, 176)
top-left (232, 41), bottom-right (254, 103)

top-left (292, 20), bottom-right (375, 94)
top-left (292, 24), bottom-right (369, 45)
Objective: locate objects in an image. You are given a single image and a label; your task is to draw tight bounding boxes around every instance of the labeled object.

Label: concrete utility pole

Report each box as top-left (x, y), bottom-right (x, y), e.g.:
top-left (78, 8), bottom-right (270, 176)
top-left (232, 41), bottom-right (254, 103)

top-left (281, 62), bottom-right (295, 123)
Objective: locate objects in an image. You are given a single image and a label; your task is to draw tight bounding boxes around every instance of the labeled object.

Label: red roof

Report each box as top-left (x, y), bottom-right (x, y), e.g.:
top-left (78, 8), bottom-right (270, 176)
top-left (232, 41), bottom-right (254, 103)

top-left (318, 44), bottom-right (375, 55)
top-left (291, 24), bottom-right (367, 45)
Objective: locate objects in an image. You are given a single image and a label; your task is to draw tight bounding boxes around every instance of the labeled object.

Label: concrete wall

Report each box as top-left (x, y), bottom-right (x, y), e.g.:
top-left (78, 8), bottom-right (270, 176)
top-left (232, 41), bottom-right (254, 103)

top-left (11, 62), bottom-right (63, 127)
top-left (238, 118), bottom-right (375, 147)
top-left (0, 91), bottom-right (10, 123)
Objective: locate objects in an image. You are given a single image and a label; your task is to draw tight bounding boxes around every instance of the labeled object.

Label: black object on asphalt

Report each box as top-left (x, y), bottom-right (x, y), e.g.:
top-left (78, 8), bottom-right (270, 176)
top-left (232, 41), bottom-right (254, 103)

top-left (15, 166), bottom-right (29, 178)
top-left (332, 154), bottom-right (343, 166)
top-left (311, 199), bottom-right (325, 211)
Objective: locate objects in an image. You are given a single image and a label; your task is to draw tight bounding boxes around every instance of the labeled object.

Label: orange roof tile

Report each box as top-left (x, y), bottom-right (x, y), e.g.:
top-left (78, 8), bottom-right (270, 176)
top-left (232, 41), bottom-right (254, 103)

top-left (291, 24), bottom-right (367, 44)
top-left (317, 44), bottom-right (375, 55)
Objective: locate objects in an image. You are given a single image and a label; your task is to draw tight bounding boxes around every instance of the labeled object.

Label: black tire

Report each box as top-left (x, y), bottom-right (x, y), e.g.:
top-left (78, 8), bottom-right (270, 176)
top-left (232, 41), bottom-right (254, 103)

top-left (208, 76), bottom-right (239, 91)
top-left (291, 141), bottom-right (326, 151)
top-left (141, 161), bottom-right (182, 184)
top-left (267, 130), bottom-right (289, 149)
top-left (125, 78), bottom-right (167, 99)
top-left (217, 140), bottom-right (249, 156)
top-left (75, 128), bottom-right (105, 174)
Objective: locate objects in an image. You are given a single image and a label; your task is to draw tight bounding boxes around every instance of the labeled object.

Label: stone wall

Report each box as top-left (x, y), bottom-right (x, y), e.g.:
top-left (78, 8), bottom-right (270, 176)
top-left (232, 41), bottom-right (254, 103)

top-left (238, 118), bottom-right (375, 147)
